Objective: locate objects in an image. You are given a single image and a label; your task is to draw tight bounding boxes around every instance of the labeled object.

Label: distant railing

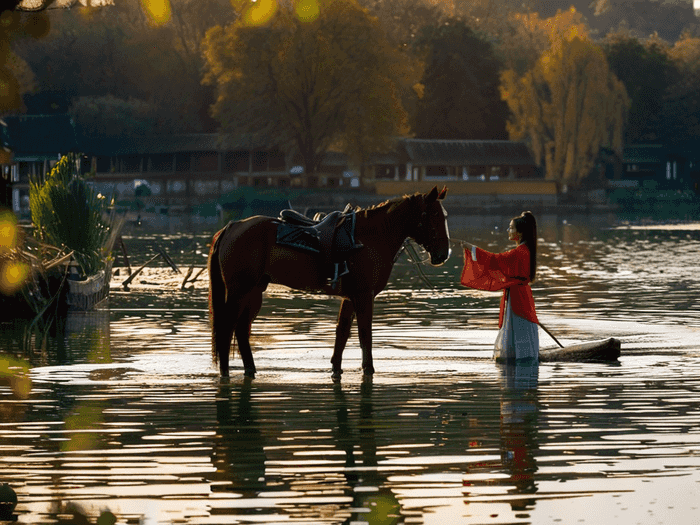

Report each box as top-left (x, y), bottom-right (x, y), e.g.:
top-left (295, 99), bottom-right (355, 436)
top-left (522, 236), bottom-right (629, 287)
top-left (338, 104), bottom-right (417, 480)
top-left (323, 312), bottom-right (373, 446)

top-left (374, 179), bottom-right (558, 196)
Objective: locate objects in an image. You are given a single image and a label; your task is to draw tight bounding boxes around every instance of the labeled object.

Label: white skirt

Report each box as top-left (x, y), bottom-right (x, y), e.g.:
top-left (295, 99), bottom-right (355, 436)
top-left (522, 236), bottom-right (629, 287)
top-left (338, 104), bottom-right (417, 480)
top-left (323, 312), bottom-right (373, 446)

top-left (493, 294), bottom-right (539, 363)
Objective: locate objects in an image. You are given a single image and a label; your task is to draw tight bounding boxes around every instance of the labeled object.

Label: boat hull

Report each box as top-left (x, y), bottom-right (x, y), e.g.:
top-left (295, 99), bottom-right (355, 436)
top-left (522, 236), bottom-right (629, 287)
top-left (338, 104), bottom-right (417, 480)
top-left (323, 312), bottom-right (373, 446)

top-left (539, 337), bottom-right (621, 362)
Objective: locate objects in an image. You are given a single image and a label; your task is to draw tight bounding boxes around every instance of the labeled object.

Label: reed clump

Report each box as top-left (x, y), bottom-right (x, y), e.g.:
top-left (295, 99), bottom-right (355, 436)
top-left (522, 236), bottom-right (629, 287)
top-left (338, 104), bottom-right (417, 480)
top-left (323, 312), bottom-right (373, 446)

top-left (29, 153), bottom-right (113, 279)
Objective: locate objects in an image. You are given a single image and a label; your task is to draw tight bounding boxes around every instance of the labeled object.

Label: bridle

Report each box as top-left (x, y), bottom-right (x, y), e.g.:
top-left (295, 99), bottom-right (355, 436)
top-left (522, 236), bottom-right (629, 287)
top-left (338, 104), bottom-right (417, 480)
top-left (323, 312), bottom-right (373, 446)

top-left (412, 196), bottom-right (448, 255)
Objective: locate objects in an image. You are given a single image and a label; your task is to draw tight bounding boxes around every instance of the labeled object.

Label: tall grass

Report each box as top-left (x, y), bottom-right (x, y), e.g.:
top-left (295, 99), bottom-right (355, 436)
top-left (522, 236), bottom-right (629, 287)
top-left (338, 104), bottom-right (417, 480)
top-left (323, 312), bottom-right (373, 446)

top-left (29, 154), bottom-right (114, 278)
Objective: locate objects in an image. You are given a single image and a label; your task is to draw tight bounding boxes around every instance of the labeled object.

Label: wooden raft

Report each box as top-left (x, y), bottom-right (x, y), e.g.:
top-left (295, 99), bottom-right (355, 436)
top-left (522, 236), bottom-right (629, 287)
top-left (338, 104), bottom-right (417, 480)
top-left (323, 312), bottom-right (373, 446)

top-left (539, 337), bottom-right (621, 363)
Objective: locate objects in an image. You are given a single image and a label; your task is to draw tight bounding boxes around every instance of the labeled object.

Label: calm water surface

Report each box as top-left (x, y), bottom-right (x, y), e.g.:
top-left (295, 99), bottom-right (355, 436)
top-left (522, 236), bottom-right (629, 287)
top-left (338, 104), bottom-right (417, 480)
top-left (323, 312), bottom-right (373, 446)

top-left (2, 215), bottom-right (700, 524)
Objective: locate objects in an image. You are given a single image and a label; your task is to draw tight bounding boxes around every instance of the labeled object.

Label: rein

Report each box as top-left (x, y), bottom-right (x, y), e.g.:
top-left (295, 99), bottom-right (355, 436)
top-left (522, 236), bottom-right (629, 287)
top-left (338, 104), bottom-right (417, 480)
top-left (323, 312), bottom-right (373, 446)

top-left (402, 240), bottom-right (436, 290)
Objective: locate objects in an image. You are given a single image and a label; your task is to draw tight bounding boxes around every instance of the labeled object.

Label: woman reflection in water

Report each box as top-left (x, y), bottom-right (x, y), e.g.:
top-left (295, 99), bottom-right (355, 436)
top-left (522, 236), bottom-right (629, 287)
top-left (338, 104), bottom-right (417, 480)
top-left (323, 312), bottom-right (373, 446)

top-left (460, 211), bottom-right (539, 362)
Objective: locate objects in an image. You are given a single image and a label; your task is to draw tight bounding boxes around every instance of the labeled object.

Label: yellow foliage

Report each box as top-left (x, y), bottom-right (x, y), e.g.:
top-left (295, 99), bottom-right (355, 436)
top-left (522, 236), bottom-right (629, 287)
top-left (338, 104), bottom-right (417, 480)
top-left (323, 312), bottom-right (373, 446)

top-left (140, 0), bottom-right (172, 26)
top-left (63, 402), bottom-right (105, 452)
top-left (0, 260), bottom-right (29, 295)
top-left (295, 0), bottom-right (320, 23)
top-left (413, 82), bottom-right (425, 100)
top-left (0, 210), bottom-right (18, 252)
top-left (669, 35), bottom-right (700, 71)
top-left (500, 13), bottom-right (629, 188)
top-left (243, 0), bottom-right (278, 26)
top-left (0, 355), bottom-right (31, 399)
top-left (203, 0), bottom-right (414, 172)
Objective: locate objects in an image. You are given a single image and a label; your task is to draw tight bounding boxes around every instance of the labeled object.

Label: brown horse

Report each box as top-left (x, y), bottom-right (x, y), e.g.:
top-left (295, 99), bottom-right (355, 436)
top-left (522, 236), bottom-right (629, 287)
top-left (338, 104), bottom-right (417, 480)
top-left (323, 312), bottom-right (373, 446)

top-left (208, 186), bottom-right (450, 378)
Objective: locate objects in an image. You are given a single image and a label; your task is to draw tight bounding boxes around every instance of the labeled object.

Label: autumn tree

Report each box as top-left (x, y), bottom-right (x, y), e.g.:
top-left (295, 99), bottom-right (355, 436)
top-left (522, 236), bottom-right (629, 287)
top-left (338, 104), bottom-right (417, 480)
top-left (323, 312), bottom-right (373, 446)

top-left (411, 19), bottom-right (508, 140)
top-left (13, 0), bottom-right (232, 132)
top-left (202, 0), bottom-right (413, 176)
top-left (500, 8), bottom-right (629, 188)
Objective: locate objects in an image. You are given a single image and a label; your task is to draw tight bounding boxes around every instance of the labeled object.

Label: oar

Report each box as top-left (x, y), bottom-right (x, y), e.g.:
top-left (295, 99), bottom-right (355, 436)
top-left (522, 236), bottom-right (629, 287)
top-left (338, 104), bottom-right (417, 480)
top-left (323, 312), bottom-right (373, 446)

top-left (539, 322), bottom-right (565, 348)
top-left (403, 240), bottom-right (435, 289)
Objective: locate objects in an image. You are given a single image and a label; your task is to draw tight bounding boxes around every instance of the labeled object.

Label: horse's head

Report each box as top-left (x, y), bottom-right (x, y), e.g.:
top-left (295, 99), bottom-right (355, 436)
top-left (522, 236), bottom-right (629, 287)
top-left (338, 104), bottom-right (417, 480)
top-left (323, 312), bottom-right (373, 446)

top-left (412, 186), bottom-right (450, 266)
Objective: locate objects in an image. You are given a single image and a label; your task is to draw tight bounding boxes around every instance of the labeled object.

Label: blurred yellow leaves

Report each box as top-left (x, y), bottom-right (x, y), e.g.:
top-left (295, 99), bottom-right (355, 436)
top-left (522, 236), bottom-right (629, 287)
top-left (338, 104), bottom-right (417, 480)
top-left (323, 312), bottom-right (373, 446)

top-left (140, 0), bottom-right (172, 26)
top-left (0, 210), bottom-right (28, 296)
top-left (231, 0), bottom-right (320, 26)
top-left (0, 355), bottom-right (31, 400)
top-left (63, 402), bottom-right (105, 451)
top-left (245, 0), bottom-right (277, 26)
top-left (295, 0), bottom-right (319, 23)
top-left (0, 211), bottom-right (18, 251)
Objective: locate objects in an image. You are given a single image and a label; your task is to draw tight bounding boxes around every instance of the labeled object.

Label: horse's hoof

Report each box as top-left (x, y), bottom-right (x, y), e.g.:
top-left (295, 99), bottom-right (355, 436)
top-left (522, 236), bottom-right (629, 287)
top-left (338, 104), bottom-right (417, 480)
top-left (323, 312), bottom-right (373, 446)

top-left (362, 367), bottom-right (375, 376)
top-left (331, 369), bottom-right (342, 381)
top-left (244, 368), bottom-right (256, 378)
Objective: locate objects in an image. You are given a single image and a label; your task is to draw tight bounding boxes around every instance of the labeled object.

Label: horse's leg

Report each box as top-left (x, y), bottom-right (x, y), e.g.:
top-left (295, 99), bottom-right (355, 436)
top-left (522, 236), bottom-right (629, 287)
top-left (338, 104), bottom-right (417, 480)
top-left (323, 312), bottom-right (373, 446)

top-left (235, 288), bottom-right (264, 378)
top-left (213, 304), bottom-right (237, 377)
top-left (331, 298), bottom-right (355, 379)
top-left (353, 293), bottom-right (375, 375)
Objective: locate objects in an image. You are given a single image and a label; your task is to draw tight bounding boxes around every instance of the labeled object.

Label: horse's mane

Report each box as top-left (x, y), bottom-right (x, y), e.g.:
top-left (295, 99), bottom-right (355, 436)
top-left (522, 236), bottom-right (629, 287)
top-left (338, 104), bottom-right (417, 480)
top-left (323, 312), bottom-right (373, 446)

top-left (354, 192), bottom-right (421, 218)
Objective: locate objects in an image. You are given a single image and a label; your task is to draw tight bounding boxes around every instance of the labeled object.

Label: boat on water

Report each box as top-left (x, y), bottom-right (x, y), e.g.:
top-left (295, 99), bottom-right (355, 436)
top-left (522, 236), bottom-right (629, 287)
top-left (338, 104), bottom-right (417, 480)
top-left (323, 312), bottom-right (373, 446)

top-left (539, 337), bottom-right (621, 362)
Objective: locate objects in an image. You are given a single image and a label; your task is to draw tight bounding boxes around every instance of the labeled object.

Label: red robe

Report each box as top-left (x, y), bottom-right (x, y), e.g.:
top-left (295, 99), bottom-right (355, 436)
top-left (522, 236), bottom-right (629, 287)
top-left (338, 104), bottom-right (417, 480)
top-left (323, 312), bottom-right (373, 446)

top-left (460, 244), bottom-right (539, 328)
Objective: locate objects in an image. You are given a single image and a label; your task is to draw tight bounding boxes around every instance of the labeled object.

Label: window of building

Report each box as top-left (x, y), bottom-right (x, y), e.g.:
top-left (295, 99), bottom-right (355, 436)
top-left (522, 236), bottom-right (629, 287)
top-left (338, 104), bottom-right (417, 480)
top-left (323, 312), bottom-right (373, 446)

top-left (223, 151), bottom-right (249, 173)
top-left (193, 151), bottom-right (218, 172)
top-left (149, 154), bottom-right (173, 172)
top-left (95, 156), bottom-right (111, 173)
top-left (268, 150), bottom-right (286, 170)
top-left (176, 153), bottom-right (191, 172)
top-left (120, 155), bottom-right (141, 173)
top-left (376, 165), bottom-right (394, 179)
top-left (252, 151), bottom-right (268, 172)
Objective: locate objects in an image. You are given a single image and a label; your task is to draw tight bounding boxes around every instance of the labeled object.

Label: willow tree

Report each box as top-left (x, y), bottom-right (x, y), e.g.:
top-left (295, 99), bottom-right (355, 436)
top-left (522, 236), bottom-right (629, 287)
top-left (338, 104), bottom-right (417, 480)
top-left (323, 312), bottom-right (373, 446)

top-left (202, 0), bottom-right (412, 176)
top-left (500, 9), bottom-right (629, 188)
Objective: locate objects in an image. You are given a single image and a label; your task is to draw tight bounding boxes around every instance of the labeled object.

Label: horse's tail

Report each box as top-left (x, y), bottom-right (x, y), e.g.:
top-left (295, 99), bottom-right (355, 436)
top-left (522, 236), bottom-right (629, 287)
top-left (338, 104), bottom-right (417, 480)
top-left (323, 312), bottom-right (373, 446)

top-left (208, 224), bottom-right (229, 366)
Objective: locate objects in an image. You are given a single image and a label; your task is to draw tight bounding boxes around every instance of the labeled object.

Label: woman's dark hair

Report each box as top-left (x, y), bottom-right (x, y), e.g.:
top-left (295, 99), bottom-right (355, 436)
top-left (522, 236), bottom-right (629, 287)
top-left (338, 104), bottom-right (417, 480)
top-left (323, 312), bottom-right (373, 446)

top-left (512, 211), bottom-right (537, 282)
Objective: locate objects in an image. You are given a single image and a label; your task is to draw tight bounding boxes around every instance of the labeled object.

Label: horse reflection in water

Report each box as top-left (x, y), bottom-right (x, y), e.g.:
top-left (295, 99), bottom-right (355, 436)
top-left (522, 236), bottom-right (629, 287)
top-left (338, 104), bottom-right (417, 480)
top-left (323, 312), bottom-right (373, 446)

top-left (208, 186), bottom-right (450, 378)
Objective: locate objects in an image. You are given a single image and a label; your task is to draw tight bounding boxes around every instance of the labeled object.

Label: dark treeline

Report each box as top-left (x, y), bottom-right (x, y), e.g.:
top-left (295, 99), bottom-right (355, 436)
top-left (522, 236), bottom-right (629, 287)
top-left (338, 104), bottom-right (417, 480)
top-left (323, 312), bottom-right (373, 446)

top-left (4, 0), bottom-right (700, 185)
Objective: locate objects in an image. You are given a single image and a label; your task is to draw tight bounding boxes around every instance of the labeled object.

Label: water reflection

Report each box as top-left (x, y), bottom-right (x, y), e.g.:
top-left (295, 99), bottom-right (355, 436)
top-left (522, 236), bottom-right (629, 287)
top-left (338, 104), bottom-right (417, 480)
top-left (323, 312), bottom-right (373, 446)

top-left (2, 217), bottom-right (700, 523)
top-left (498, 362), bottom-right (539, 511)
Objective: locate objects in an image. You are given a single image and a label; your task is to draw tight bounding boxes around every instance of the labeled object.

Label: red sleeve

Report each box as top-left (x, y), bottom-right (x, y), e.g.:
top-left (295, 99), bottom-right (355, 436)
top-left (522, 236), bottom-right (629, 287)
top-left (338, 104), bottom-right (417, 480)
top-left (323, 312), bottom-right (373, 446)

top-left (460, 245), bottom-right (529, 291)
top-left (461, 244), bottom-right (538, 327)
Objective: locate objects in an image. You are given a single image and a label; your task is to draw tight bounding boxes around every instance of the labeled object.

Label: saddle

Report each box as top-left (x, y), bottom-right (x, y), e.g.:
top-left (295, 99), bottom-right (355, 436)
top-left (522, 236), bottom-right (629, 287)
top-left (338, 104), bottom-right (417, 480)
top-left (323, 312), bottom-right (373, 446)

top-left (276, 204), bottom-right (364, 287)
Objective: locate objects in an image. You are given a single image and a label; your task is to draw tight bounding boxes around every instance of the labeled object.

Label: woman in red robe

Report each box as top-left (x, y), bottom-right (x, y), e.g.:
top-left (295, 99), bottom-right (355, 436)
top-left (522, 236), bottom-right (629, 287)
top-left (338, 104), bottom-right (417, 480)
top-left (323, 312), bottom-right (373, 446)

top-left (460, 211), bottom-right (539, 362)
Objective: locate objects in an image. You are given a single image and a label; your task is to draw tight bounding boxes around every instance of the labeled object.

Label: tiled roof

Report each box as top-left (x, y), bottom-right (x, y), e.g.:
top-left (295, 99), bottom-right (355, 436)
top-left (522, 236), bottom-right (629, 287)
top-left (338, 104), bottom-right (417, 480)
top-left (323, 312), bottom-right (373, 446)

top-left (403, 139), bottom-right (535, 166)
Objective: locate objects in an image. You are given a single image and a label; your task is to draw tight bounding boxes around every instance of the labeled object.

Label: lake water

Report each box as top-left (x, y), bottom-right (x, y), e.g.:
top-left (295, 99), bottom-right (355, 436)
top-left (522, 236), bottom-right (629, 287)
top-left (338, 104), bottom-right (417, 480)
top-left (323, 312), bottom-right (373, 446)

top-left (2, 214), bottom-right (700, 524)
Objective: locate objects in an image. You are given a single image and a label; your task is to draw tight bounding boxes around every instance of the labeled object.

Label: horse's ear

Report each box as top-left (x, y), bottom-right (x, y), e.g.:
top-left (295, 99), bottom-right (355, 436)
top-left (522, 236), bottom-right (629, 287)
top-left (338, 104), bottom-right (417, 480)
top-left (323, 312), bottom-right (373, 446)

top-left (426, 186), bottom-right (439, 203)
top-left (438, 186), bottom-right (447, 200)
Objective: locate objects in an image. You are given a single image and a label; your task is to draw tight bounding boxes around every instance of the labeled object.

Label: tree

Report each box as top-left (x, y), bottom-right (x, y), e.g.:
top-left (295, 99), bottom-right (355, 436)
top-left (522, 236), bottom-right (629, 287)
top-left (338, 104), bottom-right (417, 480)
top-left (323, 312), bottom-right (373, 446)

top-left (12, 0), bottom-right (231, 131)
top-left (202, 0), bottom-right (414, 176)
top-left (603, 32), bottom-right (678, 144)
top-left (411, 19), bottom-right (508, 140)
top-left (662, 33), bottom-right (700, 146)
top-left (69, 94), bottom-right (156, 137)
top-left (500, 8), bottom-right (629, 188)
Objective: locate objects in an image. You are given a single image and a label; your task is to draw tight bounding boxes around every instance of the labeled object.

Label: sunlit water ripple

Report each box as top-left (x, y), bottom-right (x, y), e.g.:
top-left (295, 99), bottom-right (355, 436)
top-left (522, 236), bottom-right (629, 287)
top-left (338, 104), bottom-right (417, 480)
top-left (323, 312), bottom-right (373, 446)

top-left (2, 218), bottom-right (700, 524)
